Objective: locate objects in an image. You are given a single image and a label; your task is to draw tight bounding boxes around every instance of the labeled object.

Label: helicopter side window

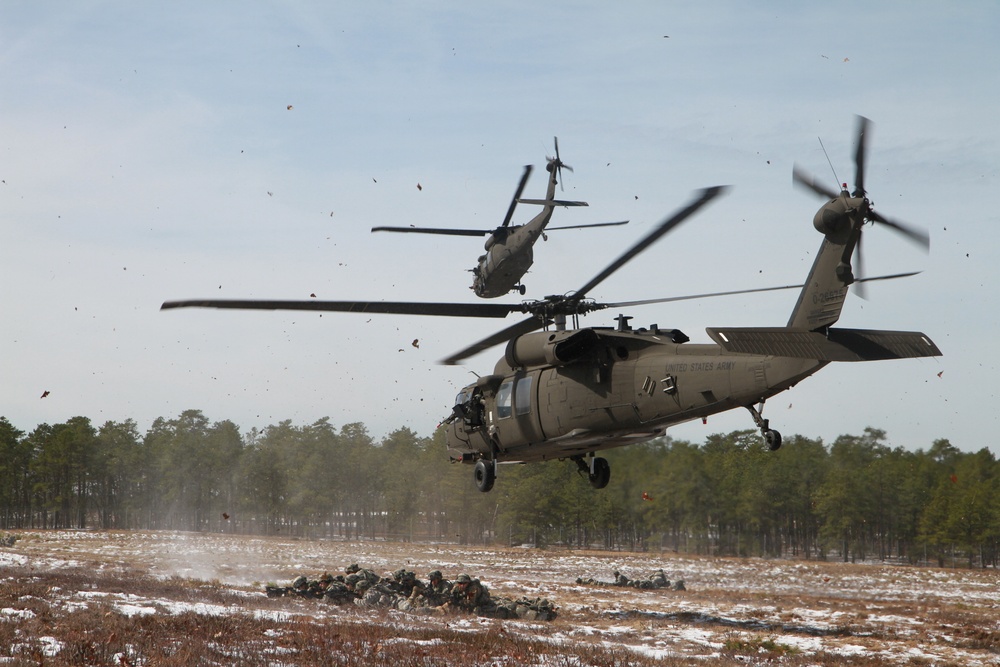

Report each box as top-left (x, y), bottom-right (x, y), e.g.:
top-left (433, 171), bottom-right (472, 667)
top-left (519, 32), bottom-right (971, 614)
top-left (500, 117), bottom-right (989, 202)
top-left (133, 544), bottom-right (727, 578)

top-left (515, 376), bottom-right (532, 416)
top-left (496, 380), bottom-right (513, 419)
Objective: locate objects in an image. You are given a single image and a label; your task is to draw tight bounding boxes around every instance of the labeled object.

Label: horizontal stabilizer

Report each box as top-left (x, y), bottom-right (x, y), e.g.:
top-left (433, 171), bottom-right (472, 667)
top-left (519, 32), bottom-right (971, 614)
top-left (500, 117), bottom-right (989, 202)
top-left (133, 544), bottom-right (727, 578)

top-left (517, 198), bottom-right (588, 207)
top-left (706, 327), bottom-right (941, 361)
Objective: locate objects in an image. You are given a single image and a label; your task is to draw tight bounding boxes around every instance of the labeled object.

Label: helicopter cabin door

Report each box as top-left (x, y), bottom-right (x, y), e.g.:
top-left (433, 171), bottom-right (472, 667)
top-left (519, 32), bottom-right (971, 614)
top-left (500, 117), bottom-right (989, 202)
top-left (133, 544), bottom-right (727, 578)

top-left (492, 370), bottom-right (545, 448)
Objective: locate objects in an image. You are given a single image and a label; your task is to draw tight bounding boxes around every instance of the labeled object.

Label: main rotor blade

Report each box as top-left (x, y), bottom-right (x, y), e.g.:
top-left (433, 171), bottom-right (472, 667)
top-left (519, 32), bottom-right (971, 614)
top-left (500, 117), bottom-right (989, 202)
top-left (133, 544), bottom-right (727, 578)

top-left (161, 298), bottom-right (518, 319)
top-left (517, 198), bottom-right (588, 207)
top-left (869, 210), bottom-right (930, 250)
top-left (441, 316), bottom-right (544, 366)
top-left (602, 271), bottom-right (922, 309)
top-left (793, 164), bottom-right (840, 200)
top-left (500, 165), bottom-right (533, 228)
top-left (371, 225), bottom-right (489, 237)
top-left (574, 186), bottom-right (728, 299)
top-left (546, 220), bottom-right (629, 231)
top-left (853, 115), bottom-right (870, 196)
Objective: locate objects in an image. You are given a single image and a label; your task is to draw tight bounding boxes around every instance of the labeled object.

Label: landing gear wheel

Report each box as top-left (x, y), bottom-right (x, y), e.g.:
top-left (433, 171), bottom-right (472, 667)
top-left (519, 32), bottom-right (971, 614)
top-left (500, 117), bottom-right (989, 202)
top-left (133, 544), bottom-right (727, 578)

top-left (764, 429), bottom-right (782, 451)
top-left (746, 403), bottom-right (781, 453)
top-left (589, 457), bottom-right (611, 489)
top-left (474, 459), bottom-right (496, 493)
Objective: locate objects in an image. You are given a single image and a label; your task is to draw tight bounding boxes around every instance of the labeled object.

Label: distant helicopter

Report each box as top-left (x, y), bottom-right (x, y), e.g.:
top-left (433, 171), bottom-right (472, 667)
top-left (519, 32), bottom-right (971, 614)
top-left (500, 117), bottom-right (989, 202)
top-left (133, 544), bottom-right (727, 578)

top-left (162, 117), bottom-right (938, 493)
top-left (372, 138), bottom-right (627, 298)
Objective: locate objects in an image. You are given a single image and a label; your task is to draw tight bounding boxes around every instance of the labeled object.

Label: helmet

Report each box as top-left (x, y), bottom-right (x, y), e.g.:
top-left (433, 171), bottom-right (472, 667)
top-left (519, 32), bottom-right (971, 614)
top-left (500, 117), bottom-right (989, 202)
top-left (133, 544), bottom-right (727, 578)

top-left (345, 563), bottom-right (360, 574)
top-left (292, 576), bottom-right (307, 589)
top-left (456, 573), bottom-right (472, 584)
top-left (428, 570), bottom-right (442, 580)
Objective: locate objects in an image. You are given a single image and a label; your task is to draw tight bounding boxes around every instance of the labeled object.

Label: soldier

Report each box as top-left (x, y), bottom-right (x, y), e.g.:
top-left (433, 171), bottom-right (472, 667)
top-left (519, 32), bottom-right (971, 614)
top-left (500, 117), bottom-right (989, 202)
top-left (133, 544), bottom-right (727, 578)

top-left (323, 577), bottom-right (356, 605)
top-left (650, 569), bottom-right (669, 589)
top-left (389, 568), bottom-right (422, 599)
top-left (452, 574), bottom-right (492, 614)
top-left (613, 570), bottom-right (631, 587)
top-left (291, 575), bottom-right (309, 595)
top-left (358, 566), bottom-right (381, 587)
top-left (410, 570), bottom-right (451, 612)
top-left (427, 570), bottom-right (451, 598)
top-left (513, 596), bottom-right (558, 621)
top-left (449, 573), bottom-right (474, 611)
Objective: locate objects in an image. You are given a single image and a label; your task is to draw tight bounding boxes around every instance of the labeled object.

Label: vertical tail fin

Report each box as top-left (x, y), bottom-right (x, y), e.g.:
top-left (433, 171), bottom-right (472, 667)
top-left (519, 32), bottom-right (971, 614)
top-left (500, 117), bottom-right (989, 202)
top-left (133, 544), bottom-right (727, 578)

top-left (786, 237), bottom-right (853, 330)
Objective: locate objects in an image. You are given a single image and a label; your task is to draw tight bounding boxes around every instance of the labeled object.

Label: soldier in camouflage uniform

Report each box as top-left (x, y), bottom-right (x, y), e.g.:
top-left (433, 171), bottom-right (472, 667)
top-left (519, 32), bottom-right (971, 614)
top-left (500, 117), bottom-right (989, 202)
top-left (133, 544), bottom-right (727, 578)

top-left (322, 574), bottom-right (356, 605)
top-left (264, 566), bottom-right (558, 620)
top-left (404, 570), bottom-right (451, 613)
top-left (425, 570), bottom-right (451, 603)
top-left (511, 596), bottom-right (557, 621)
top-left (577, 568), bottom-right (681, 592)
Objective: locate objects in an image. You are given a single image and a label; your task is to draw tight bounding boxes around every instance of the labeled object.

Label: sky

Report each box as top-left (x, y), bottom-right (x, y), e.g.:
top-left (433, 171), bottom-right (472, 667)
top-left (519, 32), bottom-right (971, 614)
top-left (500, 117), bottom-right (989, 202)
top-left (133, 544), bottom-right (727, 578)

top-left (3, 1), bottom-right (998, 454)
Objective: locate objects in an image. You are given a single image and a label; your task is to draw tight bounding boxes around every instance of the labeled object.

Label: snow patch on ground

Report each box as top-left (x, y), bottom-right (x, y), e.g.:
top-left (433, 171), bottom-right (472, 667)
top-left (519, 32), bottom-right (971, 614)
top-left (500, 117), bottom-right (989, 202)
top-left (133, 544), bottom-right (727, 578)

top-left (4, 530), bottom-right (1000, 665)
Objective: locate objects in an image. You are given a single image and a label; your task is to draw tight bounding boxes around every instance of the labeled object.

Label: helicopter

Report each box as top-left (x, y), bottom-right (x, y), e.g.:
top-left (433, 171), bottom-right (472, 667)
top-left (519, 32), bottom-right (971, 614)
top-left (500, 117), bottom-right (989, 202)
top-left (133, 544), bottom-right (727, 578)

top-left (162, 116), bottom-right (939, 493)
top-left (371, 137), bottom-right (628, 298)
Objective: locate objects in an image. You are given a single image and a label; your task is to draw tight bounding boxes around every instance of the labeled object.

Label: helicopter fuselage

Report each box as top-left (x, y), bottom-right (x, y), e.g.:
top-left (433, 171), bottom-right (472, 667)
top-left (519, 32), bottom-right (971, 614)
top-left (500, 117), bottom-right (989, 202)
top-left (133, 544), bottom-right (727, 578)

top-left (444, 325), bottom-right (823, 464)
top-left (472, 220), bottom-right (547, 298)
top-left (472, 161), bottom-right (567, 299)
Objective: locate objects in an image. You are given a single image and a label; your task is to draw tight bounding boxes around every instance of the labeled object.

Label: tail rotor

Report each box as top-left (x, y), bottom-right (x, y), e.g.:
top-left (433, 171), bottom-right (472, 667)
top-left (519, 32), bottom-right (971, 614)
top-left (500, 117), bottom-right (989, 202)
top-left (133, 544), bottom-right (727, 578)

top-left (793, 115), bottom-right (929, 297)
top-left (547, 136), bottom-right (573, 191)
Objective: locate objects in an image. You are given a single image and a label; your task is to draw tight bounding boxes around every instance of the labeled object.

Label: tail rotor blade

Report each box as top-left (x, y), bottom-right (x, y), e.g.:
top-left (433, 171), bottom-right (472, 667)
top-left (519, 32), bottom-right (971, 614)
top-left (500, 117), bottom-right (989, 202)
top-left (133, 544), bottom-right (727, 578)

top-left (853, 115), bottom-right (870, 197)
top-left (852, 230), bottom-right (868, 300)
top-left (551, 136), bottom-right (571, 191)
top-left (793, 164), bottom-right (839, 200)
top-left (869, 210), bottom-right (930, 250)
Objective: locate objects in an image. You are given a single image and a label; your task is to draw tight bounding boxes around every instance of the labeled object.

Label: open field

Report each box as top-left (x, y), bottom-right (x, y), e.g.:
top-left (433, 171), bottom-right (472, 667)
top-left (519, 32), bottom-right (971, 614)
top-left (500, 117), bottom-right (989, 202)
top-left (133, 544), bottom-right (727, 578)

top-left (2, 531), bottom-right (999, 665)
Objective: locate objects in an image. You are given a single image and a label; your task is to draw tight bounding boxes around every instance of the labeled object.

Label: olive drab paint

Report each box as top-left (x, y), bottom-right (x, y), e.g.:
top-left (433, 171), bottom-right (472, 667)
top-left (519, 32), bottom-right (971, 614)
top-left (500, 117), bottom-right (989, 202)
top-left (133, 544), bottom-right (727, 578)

top-left (162, 117), bottom-right (940, 494)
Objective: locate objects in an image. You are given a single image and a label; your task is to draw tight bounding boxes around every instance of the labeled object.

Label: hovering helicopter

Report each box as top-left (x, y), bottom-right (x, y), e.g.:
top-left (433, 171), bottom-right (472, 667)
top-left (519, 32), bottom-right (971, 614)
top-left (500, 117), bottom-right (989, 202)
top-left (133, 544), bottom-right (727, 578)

top-left (371, 137), bottom-right (627, 298)
top-left (162, 117), bottom-right (939, 493)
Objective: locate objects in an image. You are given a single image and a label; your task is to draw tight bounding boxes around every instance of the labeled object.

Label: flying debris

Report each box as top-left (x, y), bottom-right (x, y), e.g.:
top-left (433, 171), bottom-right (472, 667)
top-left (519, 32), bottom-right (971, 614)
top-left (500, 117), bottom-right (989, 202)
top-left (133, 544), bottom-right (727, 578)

top-left (163, 118), bottom-right (939, 495)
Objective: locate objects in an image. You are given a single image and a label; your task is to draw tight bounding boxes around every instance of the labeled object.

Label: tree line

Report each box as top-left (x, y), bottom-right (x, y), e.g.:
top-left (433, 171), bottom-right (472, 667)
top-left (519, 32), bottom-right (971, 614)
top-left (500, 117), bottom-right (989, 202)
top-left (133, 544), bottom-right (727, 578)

top-left (1, 411), bottom-right (997, 567)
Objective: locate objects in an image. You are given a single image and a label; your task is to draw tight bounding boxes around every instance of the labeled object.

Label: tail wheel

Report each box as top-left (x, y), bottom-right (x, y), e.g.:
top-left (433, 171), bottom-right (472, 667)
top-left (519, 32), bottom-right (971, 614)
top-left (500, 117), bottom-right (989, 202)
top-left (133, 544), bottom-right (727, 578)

top-left (474, 459), bottom-right (496, 493)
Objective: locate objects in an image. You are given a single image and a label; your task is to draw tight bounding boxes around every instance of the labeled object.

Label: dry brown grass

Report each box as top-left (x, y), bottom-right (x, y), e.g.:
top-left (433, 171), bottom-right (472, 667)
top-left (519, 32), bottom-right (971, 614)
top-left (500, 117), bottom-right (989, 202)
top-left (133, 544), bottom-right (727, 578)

top-left (0, 565), bottom-right (721, 667)
top-left (2, 531), bottom-right (998, 666)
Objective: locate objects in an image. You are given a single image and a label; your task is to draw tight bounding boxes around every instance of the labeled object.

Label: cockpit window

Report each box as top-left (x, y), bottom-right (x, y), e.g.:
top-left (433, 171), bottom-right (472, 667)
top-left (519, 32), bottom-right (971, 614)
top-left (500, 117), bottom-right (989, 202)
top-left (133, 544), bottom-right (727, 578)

top-left (455, 389), bottom-right (471, 405)
top-left (515, 376), bottom-right (532, 416)
top-left (496, 380), bottom-right (513, 419)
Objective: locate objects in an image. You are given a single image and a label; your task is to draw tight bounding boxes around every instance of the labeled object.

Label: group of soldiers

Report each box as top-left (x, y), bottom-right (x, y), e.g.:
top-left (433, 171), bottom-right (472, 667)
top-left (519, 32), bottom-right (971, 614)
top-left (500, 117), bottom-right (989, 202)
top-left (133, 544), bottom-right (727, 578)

top-left (576, 568), bottom-right (686, 591)
top-left (266, 563), bottom-right (556, 621)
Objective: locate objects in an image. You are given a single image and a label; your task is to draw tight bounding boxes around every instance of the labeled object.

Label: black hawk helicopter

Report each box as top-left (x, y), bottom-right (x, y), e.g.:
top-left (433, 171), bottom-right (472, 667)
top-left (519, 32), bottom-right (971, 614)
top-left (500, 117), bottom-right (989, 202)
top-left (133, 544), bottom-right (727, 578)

top-left (371, 137), bottom-right (627, 298)
top-left (162, 117), bottom-right (939, 493)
